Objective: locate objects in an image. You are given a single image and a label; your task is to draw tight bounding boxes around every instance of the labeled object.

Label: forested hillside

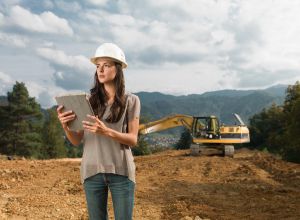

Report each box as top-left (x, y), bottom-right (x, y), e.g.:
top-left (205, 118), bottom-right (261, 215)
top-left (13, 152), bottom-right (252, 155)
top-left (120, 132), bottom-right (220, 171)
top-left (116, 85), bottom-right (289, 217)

top-left (137, 85), bottom-right (286, 124)
top-left (1, 82), bottom-right (295, 161)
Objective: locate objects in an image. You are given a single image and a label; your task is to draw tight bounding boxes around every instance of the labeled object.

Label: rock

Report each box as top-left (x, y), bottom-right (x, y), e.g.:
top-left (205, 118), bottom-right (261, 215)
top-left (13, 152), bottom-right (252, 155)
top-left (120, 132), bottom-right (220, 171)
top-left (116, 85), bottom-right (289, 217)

top-left (194, 216), bottom-right (203, 220)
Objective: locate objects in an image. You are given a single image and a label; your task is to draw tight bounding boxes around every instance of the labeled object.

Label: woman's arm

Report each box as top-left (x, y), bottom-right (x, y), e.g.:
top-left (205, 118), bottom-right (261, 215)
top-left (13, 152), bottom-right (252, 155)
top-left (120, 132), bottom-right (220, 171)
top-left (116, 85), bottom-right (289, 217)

top-left (82, 115), bottom-right (139, 147)
top-left (64, 129), bottom-right (84, 146)
top-left (107, 117), bottom-right (139, 146)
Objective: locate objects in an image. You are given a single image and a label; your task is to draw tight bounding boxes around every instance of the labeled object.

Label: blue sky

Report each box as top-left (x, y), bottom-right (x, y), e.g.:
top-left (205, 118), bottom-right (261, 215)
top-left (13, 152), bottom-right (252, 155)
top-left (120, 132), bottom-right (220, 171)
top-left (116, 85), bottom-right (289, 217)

top-left (0, 0), bottom-right (299, 107)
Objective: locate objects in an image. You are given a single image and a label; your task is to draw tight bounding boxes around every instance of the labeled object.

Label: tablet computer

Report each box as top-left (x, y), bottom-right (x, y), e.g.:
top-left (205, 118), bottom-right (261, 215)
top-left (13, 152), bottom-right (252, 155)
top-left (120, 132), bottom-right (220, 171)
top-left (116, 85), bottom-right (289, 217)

top-left (55, 93), bottom-right (95, 131)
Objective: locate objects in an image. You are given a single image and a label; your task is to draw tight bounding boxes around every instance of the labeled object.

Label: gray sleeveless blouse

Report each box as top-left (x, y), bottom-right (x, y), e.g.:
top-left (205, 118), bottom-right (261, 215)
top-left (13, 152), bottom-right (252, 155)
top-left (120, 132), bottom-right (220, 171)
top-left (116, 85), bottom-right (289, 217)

top-left (80, 92), bottom-right (141, 184)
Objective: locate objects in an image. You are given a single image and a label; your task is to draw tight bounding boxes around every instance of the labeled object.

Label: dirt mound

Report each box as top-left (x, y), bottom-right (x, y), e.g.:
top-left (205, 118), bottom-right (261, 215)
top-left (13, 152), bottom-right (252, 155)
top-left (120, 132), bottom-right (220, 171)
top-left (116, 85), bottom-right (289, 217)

top-left (0, 149), bottom-right (299, 219)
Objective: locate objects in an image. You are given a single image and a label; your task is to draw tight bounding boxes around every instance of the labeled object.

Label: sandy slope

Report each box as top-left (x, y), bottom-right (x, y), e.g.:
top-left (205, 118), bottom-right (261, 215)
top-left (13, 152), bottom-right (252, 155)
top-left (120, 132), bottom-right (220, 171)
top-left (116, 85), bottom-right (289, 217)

top-left (0, 148), bottom-right (299, 220)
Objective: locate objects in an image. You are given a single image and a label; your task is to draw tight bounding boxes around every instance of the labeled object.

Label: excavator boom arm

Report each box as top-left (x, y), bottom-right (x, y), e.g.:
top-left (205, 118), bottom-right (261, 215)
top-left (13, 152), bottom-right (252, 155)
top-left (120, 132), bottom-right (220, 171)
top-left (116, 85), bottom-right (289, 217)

top-left (139, 114), bottom-right (194, 135)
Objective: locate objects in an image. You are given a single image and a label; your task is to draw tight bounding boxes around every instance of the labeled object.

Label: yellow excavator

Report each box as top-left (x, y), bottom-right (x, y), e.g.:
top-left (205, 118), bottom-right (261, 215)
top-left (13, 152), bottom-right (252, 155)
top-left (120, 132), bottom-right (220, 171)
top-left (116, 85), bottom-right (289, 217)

top-left (138, 113), bottom-right (250, 157)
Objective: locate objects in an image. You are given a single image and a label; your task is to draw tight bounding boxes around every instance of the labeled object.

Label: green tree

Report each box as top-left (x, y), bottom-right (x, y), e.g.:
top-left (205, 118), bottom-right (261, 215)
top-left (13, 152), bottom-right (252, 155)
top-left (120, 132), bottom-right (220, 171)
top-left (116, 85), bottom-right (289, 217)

top-left (41, 108), bottom-right (67, 159)
top-left (0, 82), bottom-right (43, 158)
top-left (248, 81), bottom-right (300, 163)
top-left (284, 81), bottom-right (300, 113)
top-left (282, 82), bottom-right (300, 162)
top-left (174, 128), bottom-right (192, 150)
top-left (132, 135), bottom-right (151, 156)
top-left (248, 103), bottom-right (284, 153)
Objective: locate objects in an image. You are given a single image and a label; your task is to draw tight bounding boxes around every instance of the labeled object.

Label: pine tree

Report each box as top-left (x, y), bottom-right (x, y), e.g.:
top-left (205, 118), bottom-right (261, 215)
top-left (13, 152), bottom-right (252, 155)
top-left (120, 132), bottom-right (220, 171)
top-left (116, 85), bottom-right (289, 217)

top-left (1, 82), bottom-right (43, 158)
top-left (41, 108), bottom-right (67, 159)
top-left (175, 128), bottom-right (192, 150)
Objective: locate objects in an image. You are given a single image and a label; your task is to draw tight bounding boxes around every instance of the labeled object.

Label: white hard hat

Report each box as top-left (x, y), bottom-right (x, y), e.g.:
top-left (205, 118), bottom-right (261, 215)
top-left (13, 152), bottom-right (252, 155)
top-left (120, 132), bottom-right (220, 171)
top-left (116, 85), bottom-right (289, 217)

top-left (90, 43), bottom-right (128, 69)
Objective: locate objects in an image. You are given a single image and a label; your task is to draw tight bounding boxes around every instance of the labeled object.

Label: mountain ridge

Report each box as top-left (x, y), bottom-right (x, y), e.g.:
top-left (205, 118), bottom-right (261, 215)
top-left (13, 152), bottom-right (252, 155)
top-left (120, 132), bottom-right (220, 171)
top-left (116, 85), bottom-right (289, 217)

top-left (135, 84), bottom-right (287, 125)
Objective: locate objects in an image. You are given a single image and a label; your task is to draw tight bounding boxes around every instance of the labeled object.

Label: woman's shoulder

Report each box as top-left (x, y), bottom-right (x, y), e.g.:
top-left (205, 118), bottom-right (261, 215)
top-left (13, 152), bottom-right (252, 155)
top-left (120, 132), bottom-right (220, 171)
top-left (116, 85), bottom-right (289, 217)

top-left (125, 92), bottom-right (141, 119)
top-left (125, 92), bottom-right (140, 109)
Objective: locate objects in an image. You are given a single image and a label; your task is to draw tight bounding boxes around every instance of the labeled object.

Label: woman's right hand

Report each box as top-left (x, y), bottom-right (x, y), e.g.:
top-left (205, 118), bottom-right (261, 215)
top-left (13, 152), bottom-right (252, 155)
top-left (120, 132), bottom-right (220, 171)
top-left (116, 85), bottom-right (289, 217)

top-left (56, 105), bottom-right (76, 130)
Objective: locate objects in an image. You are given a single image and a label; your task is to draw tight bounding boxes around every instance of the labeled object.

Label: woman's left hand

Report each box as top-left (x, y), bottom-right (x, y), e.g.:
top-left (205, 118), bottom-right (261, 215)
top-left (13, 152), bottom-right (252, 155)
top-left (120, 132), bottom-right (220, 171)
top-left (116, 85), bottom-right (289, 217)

top-left (82, 115), bottom-right (110, 135)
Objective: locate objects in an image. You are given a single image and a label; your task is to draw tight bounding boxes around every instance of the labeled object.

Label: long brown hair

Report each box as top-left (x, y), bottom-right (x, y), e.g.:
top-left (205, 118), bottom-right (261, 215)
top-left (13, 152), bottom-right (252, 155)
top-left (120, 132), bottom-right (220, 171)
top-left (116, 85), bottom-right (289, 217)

top-left (89, 62), bottom-right (126, 123)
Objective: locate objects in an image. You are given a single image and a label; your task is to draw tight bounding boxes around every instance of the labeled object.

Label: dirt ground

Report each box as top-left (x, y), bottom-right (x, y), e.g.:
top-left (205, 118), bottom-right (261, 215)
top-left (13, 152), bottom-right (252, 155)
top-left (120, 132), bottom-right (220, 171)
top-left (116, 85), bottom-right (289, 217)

top-left (0, 148), bottom-right (299, 220)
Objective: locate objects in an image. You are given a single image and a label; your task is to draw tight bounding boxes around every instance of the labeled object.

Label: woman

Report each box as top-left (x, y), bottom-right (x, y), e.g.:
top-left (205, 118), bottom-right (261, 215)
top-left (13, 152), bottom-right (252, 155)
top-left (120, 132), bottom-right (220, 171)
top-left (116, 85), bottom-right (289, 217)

top-left (56, 43), bottom-right (140, 220)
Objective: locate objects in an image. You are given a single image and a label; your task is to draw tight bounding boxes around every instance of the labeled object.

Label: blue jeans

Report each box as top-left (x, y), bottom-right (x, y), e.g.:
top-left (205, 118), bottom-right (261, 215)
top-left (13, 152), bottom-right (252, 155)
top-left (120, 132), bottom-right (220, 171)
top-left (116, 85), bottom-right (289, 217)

top-left (83, 173), bottom-right (135, 220)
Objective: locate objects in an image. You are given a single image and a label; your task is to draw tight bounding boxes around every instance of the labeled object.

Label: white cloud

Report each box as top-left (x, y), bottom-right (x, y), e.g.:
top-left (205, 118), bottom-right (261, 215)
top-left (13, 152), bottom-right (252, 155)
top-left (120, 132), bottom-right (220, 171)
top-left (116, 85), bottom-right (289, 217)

top-left (0, 71), bottom-right (14, 95)
top-left (224, 0), bottom-right (300, 87)
top-left (107, 14), bottom-right (136, 26)
top-left (36, 47), bottom-right (92, 72)
top-left (0, 32), bottom-right (28, 47)
top-left (8, 5), bottom-right (73, 36)
top-left (82, 9), bottom-right (146, 27)
top-left (0, 0), bottom-right (21, 12)
top-left (210, 30), bottom-right (236, 52)
top-left (0, 71), bottom-right (13, 84)
top-left (144, 0), bottom-right (231, 24)
top-left (35, 47), bottom-right (94, 91)
top-left (238, 1), bottom-right (300, 66)
top-left (42, 41), bottom-right (54, 47)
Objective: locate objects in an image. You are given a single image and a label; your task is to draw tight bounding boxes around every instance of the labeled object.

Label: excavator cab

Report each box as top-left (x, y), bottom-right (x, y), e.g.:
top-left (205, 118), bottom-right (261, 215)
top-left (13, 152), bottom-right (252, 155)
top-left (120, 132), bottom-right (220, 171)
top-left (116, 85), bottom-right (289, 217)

top-left (192, 116), bottom-right (220, 139)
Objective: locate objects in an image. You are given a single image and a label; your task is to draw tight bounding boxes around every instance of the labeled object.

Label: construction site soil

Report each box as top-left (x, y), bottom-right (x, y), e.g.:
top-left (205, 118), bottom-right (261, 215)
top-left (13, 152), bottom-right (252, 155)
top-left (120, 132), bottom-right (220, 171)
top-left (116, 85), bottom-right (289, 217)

top-left (0, 148), bottom-right (299, 220)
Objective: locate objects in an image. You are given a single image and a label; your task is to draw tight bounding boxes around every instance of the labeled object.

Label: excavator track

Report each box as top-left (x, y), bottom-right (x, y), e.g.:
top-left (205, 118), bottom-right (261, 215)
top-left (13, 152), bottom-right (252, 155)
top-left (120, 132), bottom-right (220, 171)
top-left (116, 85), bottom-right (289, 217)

top-left (190, 144), bottom-right (234, 157)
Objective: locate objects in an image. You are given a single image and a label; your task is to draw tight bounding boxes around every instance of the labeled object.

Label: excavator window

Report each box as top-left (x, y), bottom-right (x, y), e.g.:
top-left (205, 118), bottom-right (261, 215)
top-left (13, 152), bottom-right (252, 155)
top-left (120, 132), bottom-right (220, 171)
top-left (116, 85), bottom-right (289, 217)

top-left (193, 117), bottom-right (219, 138)
top-left (193, 118), bottom-right (208, 138)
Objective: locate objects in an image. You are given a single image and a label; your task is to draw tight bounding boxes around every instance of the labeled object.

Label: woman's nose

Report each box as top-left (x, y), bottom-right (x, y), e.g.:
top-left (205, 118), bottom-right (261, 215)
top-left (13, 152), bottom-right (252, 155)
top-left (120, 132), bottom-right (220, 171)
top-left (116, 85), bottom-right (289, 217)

top-left (98, 66), bottom-right (104, 72)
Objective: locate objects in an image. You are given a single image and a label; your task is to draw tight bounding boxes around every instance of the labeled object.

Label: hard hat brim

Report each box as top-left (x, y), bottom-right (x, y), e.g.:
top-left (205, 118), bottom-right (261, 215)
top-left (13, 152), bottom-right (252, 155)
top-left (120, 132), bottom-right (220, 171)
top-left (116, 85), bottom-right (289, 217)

top-left (90, 56), bottom-right (128, 69)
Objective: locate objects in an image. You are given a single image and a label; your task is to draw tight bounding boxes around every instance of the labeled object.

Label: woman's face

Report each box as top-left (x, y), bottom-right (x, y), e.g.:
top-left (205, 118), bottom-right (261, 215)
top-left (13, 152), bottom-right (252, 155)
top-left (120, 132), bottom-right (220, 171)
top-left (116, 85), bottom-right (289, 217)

top-left (95, 58), bottom-right (117, 84)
